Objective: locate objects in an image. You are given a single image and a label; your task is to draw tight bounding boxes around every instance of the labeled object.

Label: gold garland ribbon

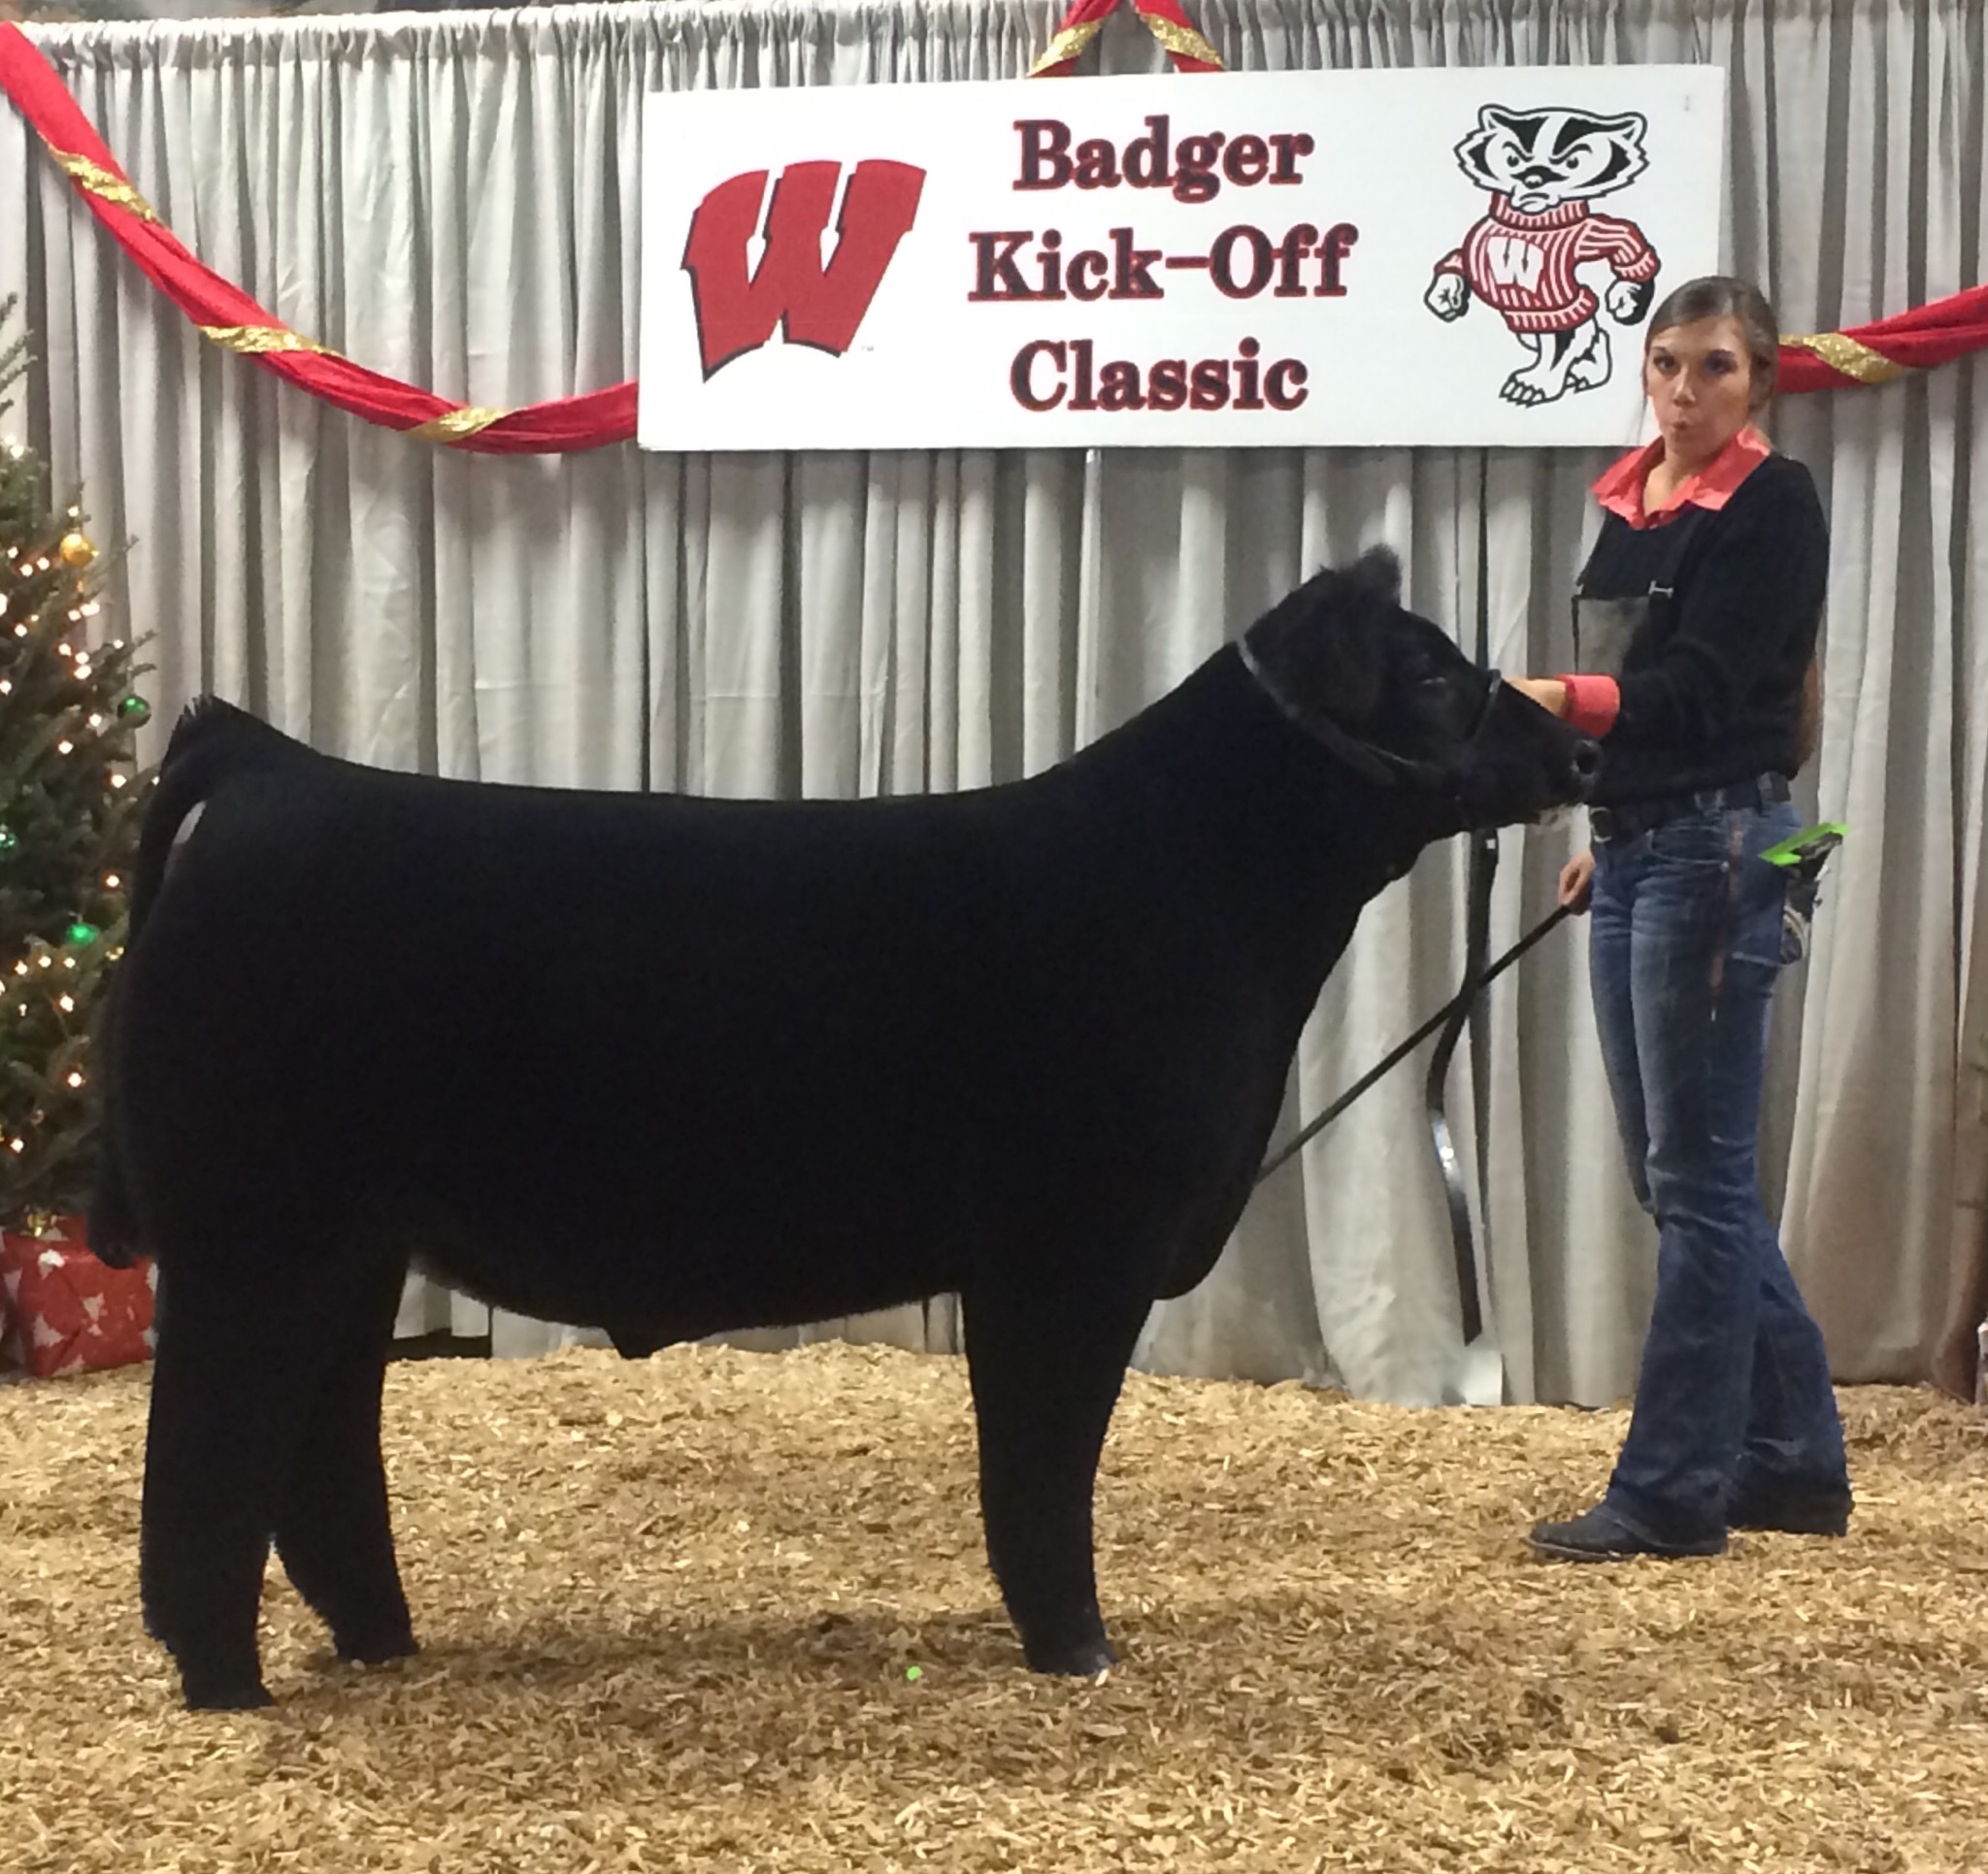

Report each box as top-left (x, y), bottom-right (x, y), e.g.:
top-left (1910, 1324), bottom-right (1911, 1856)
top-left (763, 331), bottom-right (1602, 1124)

top-left (50, 146), bottom-right (156, 222)
top-left (405, 406), bottom-right (511, 443)
top-left (1783, 330), bottom-right (1913, 385)
top-left (1139, 15), bottom-right (1222, 66)
top-left (198, 324), bottom-right (339, 359)
top-left (203, 325), bottom-right (511, 444)
top-left (1029, 20), bottom-right (1107, 74)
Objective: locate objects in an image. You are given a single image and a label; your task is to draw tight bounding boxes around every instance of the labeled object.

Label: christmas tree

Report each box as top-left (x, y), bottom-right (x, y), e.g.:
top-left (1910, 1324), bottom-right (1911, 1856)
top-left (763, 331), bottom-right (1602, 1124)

top-left (0, 293), bottom-right (151, 1228)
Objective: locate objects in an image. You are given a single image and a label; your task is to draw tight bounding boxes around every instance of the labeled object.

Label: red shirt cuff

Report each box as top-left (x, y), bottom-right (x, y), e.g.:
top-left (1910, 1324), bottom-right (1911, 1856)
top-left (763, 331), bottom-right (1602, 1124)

top-left (1555, 673), bottom-right (1620, 737)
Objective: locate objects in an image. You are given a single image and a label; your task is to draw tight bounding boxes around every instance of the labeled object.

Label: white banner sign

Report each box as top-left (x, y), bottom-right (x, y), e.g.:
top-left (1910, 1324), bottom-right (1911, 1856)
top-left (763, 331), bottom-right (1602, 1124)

top-left (639, 67), bottom-right (1726, 451)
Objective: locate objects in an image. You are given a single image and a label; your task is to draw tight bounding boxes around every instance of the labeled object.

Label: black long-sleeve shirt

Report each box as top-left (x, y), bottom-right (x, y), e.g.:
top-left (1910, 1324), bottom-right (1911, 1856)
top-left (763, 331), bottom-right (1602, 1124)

top-left (1576, 451), bottom-right (1829, 805)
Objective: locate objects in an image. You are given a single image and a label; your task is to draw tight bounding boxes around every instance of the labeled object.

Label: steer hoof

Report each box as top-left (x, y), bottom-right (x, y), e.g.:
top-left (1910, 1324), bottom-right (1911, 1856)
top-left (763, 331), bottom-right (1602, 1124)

top-left (336, 1626), bottom-right (419, 1667)
top-left (1023, 1631), bottom-right (1119, 1677)
top-left (182, 1673), bottom-right (275, 1712)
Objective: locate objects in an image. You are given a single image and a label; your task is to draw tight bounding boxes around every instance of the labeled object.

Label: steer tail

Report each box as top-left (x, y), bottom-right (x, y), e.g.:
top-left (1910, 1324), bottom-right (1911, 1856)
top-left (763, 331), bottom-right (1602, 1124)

top-left (89, 698), bottom-right (308, 1266)
top-left (125, 699), bottom-right (302, 947)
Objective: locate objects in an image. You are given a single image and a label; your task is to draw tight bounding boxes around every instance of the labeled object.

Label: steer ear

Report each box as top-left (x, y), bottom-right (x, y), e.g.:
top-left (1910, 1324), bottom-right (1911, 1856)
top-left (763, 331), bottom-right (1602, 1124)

top-left (1242, 557), bottom-right (1392, 734)
top-left (1343, 544), bottom-right (1403, 607)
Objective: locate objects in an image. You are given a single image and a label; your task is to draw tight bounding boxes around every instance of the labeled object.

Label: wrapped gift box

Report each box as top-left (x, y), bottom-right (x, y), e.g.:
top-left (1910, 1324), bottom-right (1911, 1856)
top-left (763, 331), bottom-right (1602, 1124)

top-left (0, 1218), bottom-right (155, 1379)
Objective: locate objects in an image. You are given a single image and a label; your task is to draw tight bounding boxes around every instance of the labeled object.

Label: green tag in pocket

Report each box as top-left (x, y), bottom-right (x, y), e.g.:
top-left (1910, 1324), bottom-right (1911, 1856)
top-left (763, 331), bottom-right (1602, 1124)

top-left (1760, 822), bottom-right (1846, 871)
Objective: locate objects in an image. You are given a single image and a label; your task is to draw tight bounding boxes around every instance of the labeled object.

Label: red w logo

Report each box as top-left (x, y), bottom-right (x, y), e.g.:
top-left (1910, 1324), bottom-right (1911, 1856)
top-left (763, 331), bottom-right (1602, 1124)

top-left (681, 161), bottom-right (926, 379)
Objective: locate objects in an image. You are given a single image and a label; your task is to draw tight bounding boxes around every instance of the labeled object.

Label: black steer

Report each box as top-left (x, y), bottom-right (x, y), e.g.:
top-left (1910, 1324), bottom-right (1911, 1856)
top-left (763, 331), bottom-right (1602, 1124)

top-left (93, 547), bottom-right (1596, 1709)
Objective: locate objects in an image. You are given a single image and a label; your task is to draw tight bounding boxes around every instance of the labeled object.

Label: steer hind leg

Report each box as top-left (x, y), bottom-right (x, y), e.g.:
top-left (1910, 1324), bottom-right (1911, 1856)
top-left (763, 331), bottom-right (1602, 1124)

top-left (963, 1274), bottom-right (1149, 1675)
top-left (142, 1243), bottom-right (353, 1709)
top-left (274, 1254), bottom-right (417, 1670)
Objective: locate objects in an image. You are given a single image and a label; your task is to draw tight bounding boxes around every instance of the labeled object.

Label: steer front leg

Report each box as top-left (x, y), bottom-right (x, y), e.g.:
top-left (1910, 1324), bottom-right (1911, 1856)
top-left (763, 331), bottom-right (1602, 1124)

top-left (962, 1274), bottom-right (1148, 1676)
top-left (274, 1256), bottom-right (417, 1670)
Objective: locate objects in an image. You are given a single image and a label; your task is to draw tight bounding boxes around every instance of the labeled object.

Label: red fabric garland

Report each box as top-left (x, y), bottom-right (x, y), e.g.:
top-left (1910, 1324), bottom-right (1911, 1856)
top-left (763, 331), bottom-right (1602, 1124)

top-left (1028, 0), bottom-right (1223, 78)
top-left (0, 19), bottom-right (636, 453)
top-left (1778, 284), bottom-right (1988, 391)
top-left (2, 16), bottom-right (1984, 453)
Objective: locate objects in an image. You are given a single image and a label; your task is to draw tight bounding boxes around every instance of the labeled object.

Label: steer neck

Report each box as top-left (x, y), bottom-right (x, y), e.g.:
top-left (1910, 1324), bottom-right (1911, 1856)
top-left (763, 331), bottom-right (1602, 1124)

top-left (1113, 648), bottom-right (1421, 924)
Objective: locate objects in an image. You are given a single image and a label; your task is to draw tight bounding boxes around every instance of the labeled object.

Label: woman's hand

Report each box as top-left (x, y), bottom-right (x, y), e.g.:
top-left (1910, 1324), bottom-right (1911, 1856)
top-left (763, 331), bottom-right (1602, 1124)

top-left (1509, 676), bottom-right (1570, 718)
top-left (1558, 849), bottom-right (1596, 915)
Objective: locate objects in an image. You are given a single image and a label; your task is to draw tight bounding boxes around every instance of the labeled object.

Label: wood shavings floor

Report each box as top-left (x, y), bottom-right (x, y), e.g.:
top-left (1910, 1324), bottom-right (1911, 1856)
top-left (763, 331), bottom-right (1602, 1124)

top-left (4, 1339), bottom-right (1985, 1872)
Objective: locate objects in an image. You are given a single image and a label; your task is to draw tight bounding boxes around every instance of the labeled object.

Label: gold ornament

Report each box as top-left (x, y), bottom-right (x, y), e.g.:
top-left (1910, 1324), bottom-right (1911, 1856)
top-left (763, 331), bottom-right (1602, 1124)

top-left (59, 531), bottom-right (96, 568)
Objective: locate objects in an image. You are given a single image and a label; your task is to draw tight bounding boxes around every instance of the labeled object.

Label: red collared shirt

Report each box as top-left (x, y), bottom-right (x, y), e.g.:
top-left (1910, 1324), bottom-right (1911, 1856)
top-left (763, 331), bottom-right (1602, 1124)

top-left (1592, 422), bottom-right (1773, 528)
top-left (1557, 425), bottom-right (1773, 734)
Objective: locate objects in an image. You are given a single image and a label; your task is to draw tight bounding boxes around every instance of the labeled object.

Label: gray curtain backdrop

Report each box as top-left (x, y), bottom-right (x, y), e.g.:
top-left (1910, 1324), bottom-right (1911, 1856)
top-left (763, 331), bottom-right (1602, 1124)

top-left (1, 0), bottom-right (1980, 1403)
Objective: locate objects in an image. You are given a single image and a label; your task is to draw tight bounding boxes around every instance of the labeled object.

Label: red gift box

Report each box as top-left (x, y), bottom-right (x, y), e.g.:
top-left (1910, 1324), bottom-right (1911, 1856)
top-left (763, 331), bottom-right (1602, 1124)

top-left (0, 1217), bottom-right (155, 1379)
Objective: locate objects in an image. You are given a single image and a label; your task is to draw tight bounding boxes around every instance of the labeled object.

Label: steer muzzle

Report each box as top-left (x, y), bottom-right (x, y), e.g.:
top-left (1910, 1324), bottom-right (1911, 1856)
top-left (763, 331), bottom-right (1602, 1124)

top-left (1454, 677), bottom-right (1603, 829)
top-left (1566, 733), bottom-right (1603, 796)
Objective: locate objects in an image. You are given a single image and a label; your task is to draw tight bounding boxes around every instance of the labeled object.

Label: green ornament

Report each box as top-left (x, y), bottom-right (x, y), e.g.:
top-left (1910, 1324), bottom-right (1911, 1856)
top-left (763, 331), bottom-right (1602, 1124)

top-left (0, 824), bottom-right (15, 854)
top-left (65, 920), bottom-right (100, 948)
top-left (118, 695), bottom-right (150, 726)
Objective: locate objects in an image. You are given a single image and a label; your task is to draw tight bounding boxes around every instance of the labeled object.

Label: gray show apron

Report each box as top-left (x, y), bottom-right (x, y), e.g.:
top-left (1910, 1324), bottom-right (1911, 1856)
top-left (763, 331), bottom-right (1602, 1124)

top-left (1571, 505), bottom-right (1705, 681)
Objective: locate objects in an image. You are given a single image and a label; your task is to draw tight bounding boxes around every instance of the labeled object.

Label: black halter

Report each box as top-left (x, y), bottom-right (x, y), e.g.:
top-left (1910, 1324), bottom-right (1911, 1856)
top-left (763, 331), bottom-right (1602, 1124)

top-left (1234, 636), bottom-right (1497, 804)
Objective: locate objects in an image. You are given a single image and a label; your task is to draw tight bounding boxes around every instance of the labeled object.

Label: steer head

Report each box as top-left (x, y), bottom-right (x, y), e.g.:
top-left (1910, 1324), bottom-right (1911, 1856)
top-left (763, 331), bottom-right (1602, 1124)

top-left (1239, 546), bottom-right (1598, 831)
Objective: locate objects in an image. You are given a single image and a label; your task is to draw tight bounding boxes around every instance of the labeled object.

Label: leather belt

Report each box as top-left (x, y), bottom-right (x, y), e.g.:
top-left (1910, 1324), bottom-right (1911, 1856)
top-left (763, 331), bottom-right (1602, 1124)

top-left (1589, 773), bottom-right (1792, 843)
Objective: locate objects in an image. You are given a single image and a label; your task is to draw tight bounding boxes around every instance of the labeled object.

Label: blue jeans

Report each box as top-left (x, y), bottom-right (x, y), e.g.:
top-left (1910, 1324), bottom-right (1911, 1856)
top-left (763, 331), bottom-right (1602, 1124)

top-left (1589, 793), bottom-right (1847, 1543)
